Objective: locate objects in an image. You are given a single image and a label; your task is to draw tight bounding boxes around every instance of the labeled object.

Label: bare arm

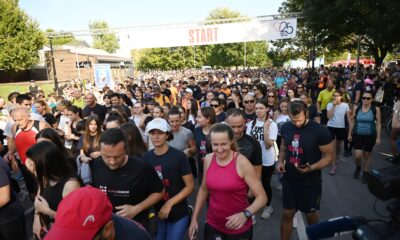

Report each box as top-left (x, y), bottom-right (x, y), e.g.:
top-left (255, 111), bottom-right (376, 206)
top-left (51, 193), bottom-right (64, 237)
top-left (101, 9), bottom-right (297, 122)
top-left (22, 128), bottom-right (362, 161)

top-left (327, 104), bottom-right (335, 119)
top-left (159, 174), bottom-right (194, 219)
top-left (375, 107), bottom-right (381, 144)
top-left (296, 141), bottom-right (334, 174)
top-left (276, 138), bottom-right (287, 173)
top-left (354, 90), bottom-right (361, 105)
top-left (0, 185), bottom-right (11, 207)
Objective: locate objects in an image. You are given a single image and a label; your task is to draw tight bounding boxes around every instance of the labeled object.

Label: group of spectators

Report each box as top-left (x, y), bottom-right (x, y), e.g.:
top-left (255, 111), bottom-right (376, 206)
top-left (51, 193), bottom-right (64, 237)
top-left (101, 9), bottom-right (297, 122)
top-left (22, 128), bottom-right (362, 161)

top-left (0, 63), bottom-right (399, 240)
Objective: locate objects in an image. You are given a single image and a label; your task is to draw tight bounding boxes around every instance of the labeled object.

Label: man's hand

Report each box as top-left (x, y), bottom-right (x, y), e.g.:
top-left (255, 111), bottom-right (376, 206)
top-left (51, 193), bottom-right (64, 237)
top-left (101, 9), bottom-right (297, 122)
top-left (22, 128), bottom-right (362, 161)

top-left (276, 162), bottom-right (285, 173)
top-left (158, 201), bottom-right (173, 220)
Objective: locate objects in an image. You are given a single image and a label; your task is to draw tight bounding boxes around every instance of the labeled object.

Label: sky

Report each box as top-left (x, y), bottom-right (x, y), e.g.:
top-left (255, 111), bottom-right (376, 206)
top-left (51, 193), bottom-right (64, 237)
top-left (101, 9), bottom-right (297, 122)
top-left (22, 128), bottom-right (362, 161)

top-left (19, 0), bottom-right (284, 32)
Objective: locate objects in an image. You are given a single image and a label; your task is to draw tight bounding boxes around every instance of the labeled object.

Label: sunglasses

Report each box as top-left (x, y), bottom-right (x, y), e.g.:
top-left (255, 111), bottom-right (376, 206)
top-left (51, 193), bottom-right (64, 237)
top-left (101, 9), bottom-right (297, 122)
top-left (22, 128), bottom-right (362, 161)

top-left (242, 91), bottom-right (248, 94)
top-left (211, 104), bottom-right (220, 108)
top-left (253, 89), bottom-right (258, 91)
top-left (244, 100), bottom-right (255, 104)
top-left (268, 95), bottom-right (274, 98)
top-left (362, 97), bottom-right (372, 100)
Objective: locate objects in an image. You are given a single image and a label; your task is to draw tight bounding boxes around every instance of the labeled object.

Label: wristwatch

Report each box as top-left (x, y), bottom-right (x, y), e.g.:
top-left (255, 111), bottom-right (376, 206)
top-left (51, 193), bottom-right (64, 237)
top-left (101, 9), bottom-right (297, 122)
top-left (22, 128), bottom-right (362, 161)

top-left (243, 210), bottom-right (253, 219)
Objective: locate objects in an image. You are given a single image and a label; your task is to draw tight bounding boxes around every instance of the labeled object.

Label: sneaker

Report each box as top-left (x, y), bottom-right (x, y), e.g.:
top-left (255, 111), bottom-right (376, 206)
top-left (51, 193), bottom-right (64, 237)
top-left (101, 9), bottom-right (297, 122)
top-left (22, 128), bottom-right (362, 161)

top-left (260, 206), bottom-right (274, 219)
top-left (353, 167), bottom-right (361, 179)
top-left (329, 166), bottom-right (336, 175)
top-left (293, 211), bottom-right (299, 228)
top-left (252, 215), bottom-right (256, 225)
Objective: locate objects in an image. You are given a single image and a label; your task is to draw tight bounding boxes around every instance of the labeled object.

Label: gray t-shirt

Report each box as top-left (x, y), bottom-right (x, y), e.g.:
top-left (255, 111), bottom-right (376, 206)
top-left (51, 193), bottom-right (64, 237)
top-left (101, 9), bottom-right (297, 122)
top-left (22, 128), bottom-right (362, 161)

top-left (168, 127), bottom-right (194, 151)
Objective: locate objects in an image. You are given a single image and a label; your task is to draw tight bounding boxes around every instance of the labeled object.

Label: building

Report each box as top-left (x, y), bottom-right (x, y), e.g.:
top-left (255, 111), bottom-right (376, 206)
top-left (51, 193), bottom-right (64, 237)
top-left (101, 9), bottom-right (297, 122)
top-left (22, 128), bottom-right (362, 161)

top-left (43, 43), bottom-right (134, 83)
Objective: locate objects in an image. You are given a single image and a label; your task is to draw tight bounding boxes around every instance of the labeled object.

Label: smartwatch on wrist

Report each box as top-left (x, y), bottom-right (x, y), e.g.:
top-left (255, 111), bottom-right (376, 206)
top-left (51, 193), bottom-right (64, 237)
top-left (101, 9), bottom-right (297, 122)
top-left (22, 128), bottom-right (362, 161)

top-left (243, 209), bottom-right (253, 219)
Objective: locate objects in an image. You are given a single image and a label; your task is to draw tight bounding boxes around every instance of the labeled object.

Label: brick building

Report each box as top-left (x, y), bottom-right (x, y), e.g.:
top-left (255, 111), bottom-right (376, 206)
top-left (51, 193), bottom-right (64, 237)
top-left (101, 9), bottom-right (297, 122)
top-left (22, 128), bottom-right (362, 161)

top-left (43, 44), bottom-right (133, 82)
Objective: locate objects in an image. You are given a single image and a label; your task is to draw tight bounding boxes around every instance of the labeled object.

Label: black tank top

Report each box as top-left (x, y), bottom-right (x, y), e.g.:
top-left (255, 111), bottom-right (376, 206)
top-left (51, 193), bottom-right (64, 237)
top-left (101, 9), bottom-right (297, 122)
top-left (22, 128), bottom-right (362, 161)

top-left (40, 178), bottom-right (69, 226)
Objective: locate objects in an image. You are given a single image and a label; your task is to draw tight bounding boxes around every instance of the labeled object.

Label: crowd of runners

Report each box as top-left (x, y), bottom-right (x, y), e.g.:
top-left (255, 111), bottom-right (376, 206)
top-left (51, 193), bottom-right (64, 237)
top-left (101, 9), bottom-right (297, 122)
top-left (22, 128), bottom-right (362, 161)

top-left (0, 63), bottom-right (399, 240)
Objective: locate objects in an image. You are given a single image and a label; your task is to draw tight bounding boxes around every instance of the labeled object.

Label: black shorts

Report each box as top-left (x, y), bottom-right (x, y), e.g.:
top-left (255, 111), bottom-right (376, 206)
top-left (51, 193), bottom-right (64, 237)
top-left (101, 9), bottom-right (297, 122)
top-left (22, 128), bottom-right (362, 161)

top-left (352, 133), bottom-right (376, 152)
top-left (282, 179), bottom-right (321, 213)
top-left (320, 110), bottom-right (328, 125)
top-left (204, 223), bottom-right (252, 240)
top-left (328, 127), bottom-right (346, 141)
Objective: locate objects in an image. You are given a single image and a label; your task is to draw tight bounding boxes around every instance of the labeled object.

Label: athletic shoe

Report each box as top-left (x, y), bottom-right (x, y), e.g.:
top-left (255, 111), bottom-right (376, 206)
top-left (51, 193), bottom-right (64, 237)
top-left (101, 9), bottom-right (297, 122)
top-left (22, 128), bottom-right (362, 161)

top-left (261, 206), bottom-right (274, 219)
top-left (353, 167), bottom-right (361, 179)
top-left (293, 211), bottom-right (299, 228)
top-left (329, 166), bottom-right (336, 175)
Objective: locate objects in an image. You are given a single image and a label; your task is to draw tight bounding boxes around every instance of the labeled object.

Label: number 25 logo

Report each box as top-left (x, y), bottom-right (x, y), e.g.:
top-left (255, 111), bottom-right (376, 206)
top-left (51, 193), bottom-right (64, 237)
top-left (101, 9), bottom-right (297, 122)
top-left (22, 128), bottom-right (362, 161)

top-left (279, 22), bottom-right (293, 34)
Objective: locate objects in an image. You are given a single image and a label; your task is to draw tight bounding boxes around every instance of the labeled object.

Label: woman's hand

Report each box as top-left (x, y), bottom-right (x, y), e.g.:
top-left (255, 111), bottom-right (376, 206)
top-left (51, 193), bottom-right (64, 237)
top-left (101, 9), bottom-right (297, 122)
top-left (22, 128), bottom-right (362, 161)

top-left (347, 134), bottom-right (352, 142)
top-left (90, 151), bottom-right (101, 159)
top-left (225, 212), bottom-right (248, 230)
top-left (80, 155), bottom-right (92, 163)
top-left (188, 219), bottom-right (198, 240)
top-left (158, 201), bottom-right (173, 220)
top-left (33, 215), bottom-right (42, 240)
top-left (376, 138), bottom-right (381, 145)
top-left (34, 195), bottom-right (52, 216)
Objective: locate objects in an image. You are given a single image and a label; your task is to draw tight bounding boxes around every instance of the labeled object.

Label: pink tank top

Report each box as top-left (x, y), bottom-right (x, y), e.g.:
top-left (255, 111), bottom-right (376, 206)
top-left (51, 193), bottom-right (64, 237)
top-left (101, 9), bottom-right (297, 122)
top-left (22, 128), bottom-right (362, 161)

top-left (206, 152), bottom-right (251, 235)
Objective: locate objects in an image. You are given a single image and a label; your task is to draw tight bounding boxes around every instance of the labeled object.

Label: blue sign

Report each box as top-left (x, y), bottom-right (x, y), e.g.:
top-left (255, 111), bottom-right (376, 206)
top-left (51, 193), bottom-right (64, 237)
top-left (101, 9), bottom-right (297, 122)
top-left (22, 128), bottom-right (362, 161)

top-left (94, 64), bottom-right (112, 88)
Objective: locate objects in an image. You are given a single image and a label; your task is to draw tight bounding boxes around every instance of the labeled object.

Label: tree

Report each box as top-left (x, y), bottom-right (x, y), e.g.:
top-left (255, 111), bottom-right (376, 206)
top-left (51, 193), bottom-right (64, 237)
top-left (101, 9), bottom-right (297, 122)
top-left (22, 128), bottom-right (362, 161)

top-left (45, 29), bottom-right (76, 46)
top-left (0, 0), bottom-right (45, 70)
top-left (89, 20), bottom-right (119, 53)
top-left (281, 0), bottom-right (400, 67)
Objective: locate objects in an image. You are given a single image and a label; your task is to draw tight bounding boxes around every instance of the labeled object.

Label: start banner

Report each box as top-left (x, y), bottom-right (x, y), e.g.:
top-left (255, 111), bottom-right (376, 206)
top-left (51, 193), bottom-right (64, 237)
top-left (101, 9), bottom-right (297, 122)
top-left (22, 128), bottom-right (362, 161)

top-left (118, 18), bottom-right (297, 49)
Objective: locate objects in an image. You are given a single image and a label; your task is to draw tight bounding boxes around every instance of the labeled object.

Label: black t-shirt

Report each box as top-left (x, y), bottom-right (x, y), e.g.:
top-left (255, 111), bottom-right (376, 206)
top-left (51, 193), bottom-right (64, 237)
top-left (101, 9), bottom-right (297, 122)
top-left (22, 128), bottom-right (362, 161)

top-left (113, 214), bottom-right (152, 240)
top-left (352, 80), bottom-right (364, 104)
top-left (82, 104), bottom-right (107, 123)
top-left (143, 147), bottom-right (191, 222)
top-left (244, 111), bottom-right (256, 125)
top-left (43, 113), bottom-right (57, 127)
top-left (91, 156), bottom-right (164, 223)
top-left (308, 104), bottom-right (318, 121)
top-left (188, 85), bottom-right (202, 100)
top-left (216, 112), bottom-right (227, 123)
top-left (0, 158), bottom-right (24, 225)
top-left (194, 127), bottom-right (212, 173)
top-left (281, 120), bottom-right (332, 186)
top-left (181, 121), bottom-right (195, 133)
top-left (161, 89), bottom-right (172, 98)
top-left (236, 134), bottom-right (262, 166)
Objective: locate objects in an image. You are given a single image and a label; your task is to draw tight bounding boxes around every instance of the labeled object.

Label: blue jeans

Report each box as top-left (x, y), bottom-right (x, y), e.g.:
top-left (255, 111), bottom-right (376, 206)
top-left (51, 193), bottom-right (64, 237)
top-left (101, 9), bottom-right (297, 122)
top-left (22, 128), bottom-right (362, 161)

top-left (156, 215), bottom-right (189, 240)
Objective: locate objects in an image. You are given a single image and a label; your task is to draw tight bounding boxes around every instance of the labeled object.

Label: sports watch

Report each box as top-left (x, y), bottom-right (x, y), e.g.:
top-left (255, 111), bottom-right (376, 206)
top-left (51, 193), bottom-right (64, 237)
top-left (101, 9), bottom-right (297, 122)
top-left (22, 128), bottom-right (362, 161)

top-left (243, 209), bottom-right (253, 219)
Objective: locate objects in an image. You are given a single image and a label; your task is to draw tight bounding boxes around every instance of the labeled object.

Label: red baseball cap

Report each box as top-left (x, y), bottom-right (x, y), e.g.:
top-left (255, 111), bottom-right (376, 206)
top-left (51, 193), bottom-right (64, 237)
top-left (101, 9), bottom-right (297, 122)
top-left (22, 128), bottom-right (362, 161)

top-left (45, 186), bottom-right (112, 240)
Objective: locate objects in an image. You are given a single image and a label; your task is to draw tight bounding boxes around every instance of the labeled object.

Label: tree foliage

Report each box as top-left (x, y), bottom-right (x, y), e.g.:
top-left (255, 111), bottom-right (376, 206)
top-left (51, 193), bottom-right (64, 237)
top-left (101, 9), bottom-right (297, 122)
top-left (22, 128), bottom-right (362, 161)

top-left (280, 0), bottom-right (400, 67)
top-left (0, 0), bottom-right (45, 70)
top-left (89, 20), bottom-right (119, 53)
top-left (135, 7), bottom-right (270, 70)
top-left (45, 29), bottom-right (76, 46)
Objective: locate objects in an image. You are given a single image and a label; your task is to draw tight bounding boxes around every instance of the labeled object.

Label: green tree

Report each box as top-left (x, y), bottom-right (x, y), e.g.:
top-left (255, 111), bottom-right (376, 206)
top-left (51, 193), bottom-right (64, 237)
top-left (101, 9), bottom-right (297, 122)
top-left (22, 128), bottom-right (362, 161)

top-left (280, 0), bottom-right (400, 67)
top-left (89, 20), bottom-right (119, 53)
top-left (0, 0), bottom-right (45, 70)
top-left (45, 29), bottom-right (76, 46)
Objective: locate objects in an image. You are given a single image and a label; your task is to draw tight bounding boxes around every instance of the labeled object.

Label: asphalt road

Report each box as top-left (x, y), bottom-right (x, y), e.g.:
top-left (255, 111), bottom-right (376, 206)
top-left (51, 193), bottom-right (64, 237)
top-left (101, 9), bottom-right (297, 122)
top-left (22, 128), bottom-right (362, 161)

top-left (21, 131), bottom-right (395, 240)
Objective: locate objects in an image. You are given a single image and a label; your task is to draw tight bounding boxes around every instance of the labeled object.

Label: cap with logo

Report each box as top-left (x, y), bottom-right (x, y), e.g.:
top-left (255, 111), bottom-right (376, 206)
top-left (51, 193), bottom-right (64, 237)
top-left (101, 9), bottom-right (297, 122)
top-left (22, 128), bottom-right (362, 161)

top-left (45, 186), bottom-right (112, 240)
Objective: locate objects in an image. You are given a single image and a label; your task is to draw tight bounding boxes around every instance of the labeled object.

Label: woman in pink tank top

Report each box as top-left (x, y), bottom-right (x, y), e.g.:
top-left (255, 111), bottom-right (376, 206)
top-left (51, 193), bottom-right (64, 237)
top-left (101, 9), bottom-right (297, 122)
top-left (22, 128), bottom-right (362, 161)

top-left (189, 123), bottom-right (267, 240)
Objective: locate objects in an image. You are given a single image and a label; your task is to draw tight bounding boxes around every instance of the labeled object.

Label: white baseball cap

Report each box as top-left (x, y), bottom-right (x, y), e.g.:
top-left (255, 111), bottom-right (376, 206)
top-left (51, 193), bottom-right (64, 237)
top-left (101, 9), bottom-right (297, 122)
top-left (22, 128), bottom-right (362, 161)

top-left (185, 88), bottom-right (193, 94)
top-left (145, 118), bottom-right (171, 133)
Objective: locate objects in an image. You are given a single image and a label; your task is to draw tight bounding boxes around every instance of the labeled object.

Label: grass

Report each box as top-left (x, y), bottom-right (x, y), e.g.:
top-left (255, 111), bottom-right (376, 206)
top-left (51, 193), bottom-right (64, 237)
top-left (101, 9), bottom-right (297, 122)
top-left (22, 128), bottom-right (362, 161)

top-left (0, 81), bottom-right (55, 101)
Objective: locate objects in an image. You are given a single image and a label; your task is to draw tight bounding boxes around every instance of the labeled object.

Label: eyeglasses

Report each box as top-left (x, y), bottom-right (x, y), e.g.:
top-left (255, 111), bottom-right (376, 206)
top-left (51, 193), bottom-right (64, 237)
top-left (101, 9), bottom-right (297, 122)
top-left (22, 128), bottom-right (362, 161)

top-left (244, 100), bottom-right (255, 104)
top-left (362, 97), bottom-right (372, 100)
top-left (211, 104), bottom-right (220, 108)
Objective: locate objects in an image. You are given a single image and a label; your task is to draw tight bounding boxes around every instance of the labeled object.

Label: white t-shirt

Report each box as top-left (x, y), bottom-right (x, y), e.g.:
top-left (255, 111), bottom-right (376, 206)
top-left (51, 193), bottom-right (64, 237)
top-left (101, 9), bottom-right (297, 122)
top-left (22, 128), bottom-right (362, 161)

top-left (327, 102), bottom-right (349, 128)
top-left (246, 119), bottom-right (278, 166)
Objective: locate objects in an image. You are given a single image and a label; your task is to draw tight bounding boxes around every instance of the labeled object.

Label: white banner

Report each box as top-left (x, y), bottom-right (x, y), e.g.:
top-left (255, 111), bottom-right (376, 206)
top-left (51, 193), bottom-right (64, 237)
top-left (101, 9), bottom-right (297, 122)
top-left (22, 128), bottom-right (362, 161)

top-left (118, 18), bottom-right (297, 49)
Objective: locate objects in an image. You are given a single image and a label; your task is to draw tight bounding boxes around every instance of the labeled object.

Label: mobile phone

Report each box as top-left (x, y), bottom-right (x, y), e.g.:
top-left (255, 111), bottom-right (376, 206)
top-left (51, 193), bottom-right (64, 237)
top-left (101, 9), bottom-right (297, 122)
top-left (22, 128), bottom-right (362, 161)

top-left (297, 163), bottom-right (310, 169)
top-left (190, 228), bottom-right (198, 240)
